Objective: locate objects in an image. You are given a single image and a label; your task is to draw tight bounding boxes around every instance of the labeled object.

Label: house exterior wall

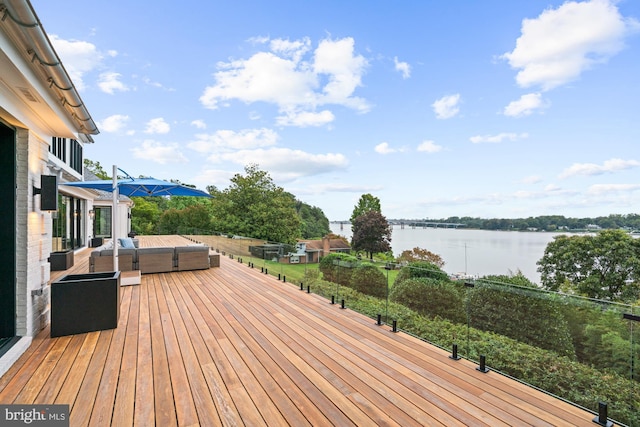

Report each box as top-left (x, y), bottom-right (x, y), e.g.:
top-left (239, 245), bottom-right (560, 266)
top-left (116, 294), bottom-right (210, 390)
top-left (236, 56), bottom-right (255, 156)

top-left (0, 0), bottom-right (98, 377)
top-left (0, 126), bottom-right (53, 376)
top-left (18, 130), bottom-right (53, 337)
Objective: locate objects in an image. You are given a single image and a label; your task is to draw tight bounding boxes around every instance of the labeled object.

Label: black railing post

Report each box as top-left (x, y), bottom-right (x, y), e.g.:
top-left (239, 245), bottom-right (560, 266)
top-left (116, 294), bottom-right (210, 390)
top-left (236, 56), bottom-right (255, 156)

top-left (477, 355), bottom-right (489, 373)
top-left (592, 402), bottom-right (613, 427)
top-left (450, 344), bottom-right (461, 360)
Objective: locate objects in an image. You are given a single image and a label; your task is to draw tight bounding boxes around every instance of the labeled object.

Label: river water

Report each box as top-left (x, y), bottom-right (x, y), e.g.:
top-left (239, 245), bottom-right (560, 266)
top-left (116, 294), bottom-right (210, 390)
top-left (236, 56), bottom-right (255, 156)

top-left (329, 223), bottom-right (568, 284)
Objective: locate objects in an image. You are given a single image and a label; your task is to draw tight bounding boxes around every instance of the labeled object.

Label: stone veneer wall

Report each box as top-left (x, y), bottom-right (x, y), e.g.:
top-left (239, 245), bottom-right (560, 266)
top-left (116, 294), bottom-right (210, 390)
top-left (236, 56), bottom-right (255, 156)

top-left (15, 128), bottom-right (51, 338)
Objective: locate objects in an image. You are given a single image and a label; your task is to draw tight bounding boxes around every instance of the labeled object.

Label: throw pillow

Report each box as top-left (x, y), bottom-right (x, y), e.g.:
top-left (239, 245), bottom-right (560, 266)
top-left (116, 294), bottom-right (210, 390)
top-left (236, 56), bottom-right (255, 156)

top-left (119, 237), bottom-right (136, 249)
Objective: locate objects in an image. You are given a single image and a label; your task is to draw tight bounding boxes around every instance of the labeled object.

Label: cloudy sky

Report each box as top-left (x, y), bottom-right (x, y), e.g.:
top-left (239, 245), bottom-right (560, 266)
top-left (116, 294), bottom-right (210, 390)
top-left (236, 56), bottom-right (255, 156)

top-left (32, 0), bottom-right (640, 220)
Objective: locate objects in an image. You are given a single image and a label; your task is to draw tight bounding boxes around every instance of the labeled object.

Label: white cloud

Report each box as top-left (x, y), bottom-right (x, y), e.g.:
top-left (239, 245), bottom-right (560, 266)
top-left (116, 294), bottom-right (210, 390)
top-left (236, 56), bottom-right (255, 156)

top-left (210, 148), bottom-right (348, 180)
top-left (191, 120), bottom-right (207, 129)
top-left (142, 76), bottom-right (174, 91)
top-left (588, 183), bottom-right (640, 195)
top-left (559, 158), bottom-right (640, 178)
top-left (432, 94), bottom-right (461, 119)
top-left (190, 168), bottom-right (236, 187)
top-left (521, 175), bottom-right (542, 184)
top-left (375, 142), bottom-right (396, 154)
top-left (470, 132), bottom-right (529, 144)
top-left (188, 128), bottom-right (278, 153)
top-left (131, 140), bottom-right (188, 164)
top-left (296, 182), bottom-right (383, 195)
top-left (313, 38), bottom-right (369, 109)
top-left (49, 35), bottom-right (103, 91)
top-left (201, 51), bottom-right (317, 108)
top-left (270, 37), bottom-right (311, 62)
top-left (144, 118), bottom-right (171, 134)
top-left (417, 140), bottom-right (443, 153)
top-left (394, 57), bottom-right (411, 79)
top-left (98, 72), bottom-right (129, 94)
top-left (98, 114), bottom-right (130, 133)
top-left (502, 0), bottom-right (640, 90)
top-left (503, 93), bottom-right (547, 117)
top-left (200, 36), bottom-right (369, 126)
top-left (276, 110), bottom-right (335, 127)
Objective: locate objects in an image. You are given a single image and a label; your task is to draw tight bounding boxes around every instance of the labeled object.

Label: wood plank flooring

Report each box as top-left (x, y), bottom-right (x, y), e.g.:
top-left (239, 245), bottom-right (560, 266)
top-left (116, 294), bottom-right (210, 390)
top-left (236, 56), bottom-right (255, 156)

top-left (0, 236), bottom-right (599, 426)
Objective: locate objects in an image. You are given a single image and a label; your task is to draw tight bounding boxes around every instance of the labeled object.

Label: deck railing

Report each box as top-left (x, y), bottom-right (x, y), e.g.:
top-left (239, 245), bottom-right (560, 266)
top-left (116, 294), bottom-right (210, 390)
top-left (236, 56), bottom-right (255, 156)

top-left (179, 228), bottom-right (639, 427)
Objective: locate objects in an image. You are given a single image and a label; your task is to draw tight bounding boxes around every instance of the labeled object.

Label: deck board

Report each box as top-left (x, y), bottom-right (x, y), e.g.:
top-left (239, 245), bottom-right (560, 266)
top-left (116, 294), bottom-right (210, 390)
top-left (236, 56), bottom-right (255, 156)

top-left (0, 235), bottom-right (601, 426)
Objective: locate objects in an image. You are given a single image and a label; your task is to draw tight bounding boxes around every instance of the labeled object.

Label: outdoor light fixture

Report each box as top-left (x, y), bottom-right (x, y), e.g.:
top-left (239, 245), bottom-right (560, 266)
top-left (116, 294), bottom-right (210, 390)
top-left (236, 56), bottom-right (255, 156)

top-left (88, 209), bottom-right (95, 220)
top-left (33, 175), bottom-right (58, 211)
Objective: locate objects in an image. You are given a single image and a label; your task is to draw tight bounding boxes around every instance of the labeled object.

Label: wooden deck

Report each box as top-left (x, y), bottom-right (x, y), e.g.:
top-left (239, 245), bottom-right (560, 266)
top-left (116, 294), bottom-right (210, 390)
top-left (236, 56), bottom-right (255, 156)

top-left (0, 236), bottom-right (599, 426)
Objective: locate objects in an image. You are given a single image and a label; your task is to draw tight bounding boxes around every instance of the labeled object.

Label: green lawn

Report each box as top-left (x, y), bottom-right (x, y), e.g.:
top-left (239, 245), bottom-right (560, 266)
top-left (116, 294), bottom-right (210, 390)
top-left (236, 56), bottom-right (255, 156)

top-left (231, 255), bottom-right (399, 287)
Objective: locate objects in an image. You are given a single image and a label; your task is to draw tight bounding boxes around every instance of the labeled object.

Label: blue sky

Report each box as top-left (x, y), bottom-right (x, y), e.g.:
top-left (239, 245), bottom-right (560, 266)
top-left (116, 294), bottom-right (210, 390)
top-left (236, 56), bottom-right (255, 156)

top-left (32, 0), bottom-right (640, 221)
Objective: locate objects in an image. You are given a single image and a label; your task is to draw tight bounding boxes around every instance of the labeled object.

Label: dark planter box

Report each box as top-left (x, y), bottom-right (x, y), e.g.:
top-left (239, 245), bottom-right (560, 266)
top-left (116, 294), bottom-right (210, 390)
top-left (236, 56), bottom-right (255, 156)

top-left (90, 237), bottom-right (104, 247)
top-left (49, 250), bottom-right (74, 271)
top-left (50, 271), bottom-right (120, 337)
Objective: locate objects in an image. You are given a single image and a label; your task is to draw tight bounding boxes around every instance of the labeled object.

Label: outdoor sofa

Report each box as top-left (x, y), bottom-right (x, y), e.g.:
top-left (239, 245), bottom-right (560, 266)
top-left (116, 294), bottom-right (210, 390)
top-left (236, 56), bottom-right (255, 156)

top-left (89, 239), bottom-right (215, 274)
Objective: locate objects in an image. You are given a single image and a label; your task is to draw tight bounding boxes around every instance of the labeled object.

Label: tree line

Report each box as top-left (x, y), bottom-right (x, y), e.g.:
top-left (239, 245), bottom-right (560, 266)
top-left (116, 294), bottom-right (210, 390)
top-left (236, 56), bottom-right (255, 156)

top-left (408, 214), bottom-right (640, 231)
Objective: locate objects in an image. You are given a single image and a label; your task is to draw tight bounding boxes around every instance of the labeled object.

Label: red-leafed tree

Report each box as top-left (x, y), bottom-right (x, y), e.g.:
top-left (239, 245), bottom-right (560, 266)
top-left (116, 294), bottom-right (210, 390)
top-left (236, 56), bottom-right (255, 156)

top-left (351, 210), bottom-right (392, 260)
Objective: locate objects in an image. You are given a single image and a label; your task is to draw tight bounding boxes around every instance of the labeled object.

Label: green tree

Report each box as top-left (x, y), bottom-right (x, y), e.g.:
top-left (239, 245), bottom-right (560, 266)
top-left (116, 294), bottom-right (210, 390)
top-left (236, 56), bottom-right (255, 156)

top-left (157, 208), bottom-right (182, 235)
top-left (211, 164), bottom-right (301, 243)
top-left (351, 210), bottom-right (392, 260)
top-left (130, 197), bottom-right (161, 234)
top-left (295, 199), bottom-right (330, 239)
top-left (349, 193), bottom-right (381, 223)
top-left (180, 204), bottom-right (212, 232)
top-left (537, 229), bottom-right (640, 302)
top-left (84, 159), bottom-right (110, 179)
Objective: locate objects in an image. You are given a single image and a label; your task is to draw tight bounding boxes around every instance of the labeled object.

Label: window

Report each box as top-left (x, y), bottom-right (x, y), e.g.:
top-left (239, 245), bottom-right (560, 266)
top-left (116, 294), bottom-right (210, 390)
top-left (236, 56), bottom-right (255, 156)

top-left (50, 137), bottom-right (82, 172)
top-left (69, 139), bottom-right (83, 174)
top-left (52, 195), bottom-right (85, 251)
top-left (93, 206), bottom-right (112, 238)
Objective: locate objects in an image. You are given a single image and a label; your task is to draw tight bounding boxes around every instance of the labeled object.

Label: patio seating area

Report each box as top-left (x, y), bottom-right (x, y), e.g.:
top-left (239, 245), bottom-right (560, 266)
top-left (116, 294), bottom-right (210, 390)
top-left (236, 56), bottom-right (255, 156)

top-left (0, 235), bottom-right (598, 426)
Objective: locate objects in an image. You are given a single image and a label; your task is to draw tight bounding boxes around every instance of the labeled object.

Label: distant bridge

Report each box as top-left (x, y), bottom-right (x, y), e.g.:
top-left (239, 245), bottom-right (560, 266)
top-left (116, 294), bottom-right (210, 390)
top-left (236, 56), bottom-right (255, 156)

top-left (332, 221), bottom-right (465, 229)
top-left (390, 221), bottom-right (466, 229)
